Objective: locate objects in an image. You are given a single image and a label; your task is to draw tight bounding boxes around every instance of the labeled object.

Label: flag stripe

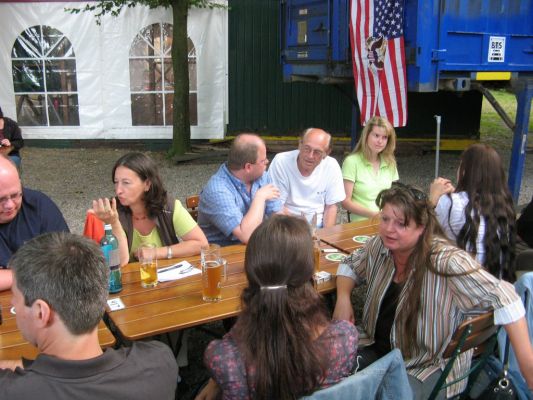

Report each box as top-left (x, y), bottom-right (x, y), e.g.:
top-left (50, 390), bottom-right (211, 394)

top-left (350, 0), bottom-right (408, 127)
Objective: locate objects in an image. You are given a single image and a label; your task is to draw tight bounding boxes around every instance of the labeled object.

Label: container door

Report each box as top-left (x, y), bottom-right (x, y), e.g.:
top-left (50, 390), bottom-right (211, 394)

top-left (437, 0), bottom-right (533, 72)
top-left (282, 0), bottom-right (332, 62)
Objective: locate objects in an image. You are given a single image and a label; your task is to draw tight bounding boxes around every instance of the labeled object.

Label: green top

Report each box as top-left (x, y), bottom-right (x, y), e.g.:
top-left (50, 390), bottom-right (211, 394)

top-left (341, 153), bottom-right (398, 222)
top-left (129, 199), bottom-right (197, 259)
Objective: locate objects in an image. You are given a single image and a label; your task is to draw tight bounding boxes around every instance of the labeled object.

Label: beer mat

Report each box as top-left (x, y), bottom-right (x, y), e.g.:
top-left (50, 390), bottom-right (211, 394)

top-left (157, 261), bottom-right (201, 282)
top-left (352, 235), bottom-right (371, 243)
top-left (107, 298), bottom-right (125, 311)
top-left (325, 252), bottom-right (346, 262)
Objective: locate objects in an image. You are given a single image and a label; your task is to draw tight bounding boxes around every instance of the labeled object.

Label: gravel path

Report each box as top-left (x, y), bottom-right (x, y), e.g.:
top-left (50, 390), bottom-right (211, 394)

top-left (19, 142), bottom-right (533, 235)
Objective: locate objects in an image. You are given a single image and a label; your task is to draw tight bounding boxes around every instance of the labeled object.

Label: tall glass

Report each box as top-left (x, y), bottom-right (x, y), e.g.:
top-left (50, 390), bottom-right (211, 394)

top-left (301, 211), bottom-right (319, 240)
top-left (201, 244), bottom-right (226, 302)
top-left (139, 244), bottom-right (158, 288)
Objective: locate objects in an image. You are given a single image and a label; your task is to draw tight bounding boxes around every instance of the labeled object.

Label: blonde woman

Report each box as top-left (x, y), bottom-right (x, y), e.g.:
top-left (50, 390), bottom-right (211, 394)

top-left (341, 116), bottom-right (398, 221)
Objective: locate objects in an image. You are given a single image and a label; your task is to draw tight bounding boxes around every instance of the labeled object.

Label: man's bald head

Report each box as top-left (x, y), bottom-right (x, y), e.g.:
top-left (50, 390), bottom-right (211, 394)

top-left (0, 155), bottom-right (23, 224)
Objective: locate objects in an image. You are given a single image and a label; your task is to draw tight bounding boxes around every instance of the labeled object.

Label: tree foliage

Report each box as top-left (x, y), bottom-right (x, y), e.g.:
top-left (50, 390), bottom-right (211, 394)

top-left (67, 0), bottom-right (226, 156)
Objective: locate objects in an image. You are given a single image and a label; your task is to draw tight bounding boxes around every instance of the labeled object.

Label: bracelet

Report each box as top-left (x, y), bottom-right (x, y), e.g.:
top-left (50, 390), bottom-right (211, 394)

top-left (166, 246), bottom-right (173, 259)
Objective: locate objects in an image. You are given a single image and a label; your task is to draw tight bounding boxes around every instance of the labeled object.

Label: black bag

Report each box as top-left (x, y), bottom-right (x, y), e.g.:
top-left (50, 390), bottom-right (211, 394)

top-left (479, 337), bottom-right (517, 400)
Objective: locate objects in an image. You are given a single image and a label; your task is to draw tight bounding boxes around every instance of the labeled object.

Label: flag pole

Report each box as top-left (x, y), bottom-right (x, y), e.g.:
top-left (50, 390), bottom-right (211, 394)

top-left (434, 115), bottom-right (441, 178)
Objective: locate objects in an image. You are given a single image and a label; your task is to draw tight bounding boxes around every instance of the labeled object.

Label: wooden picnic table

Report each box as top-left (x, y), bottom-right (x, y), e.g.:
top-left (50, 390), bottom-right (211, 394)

top-left (105, 241), bottom-right (346, 342)
top-left (0, 291), bottom-right (116, 359)
top-left (318, 218), bottom-right (380, 254)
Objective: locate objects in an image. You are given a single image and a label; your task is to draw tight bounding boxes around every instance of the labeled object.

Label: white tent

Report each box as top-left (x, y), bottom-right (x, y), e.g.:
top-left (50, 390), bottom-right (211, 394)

top-left (0, 1), bottom-right (228, 140)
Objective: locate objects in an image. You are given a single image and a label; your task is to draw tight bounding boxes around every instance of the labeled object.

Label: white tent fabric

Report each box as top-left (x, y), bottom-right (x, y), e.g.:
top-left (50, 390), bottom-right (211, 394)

top-left (0, 2), bottom-right (228, 139)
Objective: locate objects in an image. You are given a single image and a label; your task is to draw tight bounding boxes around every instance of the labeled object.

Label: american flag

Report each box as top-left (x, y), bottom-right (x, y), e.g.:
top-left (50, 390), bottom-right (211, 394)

top-left (350, 0), bottom-right (408, 127)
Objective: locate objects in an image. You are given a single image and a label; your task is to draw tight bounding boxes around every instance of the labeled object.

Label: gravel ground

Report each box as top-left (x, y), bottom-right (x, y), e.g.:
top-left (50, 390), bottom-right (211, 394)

top-left (16, 141), bottom-right (533, 399)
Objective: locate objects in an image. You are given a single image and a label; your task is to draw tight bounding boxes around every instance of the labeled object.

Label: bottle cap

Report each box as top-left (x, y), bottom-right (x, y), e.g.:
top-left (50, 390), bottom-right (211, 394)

top-left (104, 224), bottom-right (112, 229)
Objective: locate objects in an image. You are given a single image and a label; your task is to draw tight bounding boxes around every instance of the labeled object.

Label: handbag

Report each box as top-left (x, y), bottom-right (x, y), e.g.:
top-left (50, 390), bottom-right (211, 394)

top-left (479, 335), bottom-right (517, 400)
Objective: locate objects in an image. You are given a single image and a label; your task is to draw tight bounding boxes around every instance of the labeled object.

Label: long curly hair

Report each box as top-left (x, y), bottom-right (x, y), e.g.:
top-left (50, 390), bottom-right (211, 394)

top-left (451, 144), bottom-right (516, 281)
top-left (112, 152), bottom-right (168, 218)
top-left (232, 215), bottom-right (329, 400)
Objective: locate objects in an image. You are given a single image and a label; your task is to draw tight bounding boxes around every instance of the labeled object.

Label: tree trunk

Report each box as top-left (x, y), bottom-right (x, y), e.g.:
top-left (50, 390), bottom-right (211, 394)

top-left (170, 0), bottom-right (190, 156)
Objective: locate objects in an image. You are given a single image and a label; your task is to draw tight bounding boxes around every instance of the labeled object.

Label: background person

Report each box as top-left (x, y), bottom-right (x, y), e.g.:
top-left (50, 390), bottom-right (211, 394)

top-left (198, 215), bottom-right (358, 399)
top-left (0, 106), bottom-right (23, 169)
top-left (90, 152), bottom-right (207, 265)
top-left (341, 116), bottom-right (398, 222)
top-left (429, 143), bottom-right (516, 281)
top-left (0, 232), bottom-right (178, 399)
top-left (0, 155), bottom-right (68, 290)
top-left (333, 184), bottom-right (533, 399)
top-left (269, 128), bottom-right (345, 228)
top-left (198, 134), bottom-right (282, 246)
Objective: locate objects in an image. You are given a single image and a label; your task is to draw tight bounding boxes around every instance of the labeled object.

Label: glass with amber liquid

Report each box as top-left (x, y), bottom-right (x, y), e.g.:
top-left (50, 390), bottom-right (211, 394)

top-left (201, 244), bottom-right (227, 302)
top-left (139, 244), bottom-right (158, 288)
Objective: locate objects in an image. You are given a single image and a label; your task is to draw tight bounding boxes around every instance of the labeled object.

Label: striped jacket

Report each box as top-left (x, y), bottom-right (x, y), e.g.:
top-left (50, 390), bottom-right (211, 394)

top-left (338, 236), bottom-right (524, 397)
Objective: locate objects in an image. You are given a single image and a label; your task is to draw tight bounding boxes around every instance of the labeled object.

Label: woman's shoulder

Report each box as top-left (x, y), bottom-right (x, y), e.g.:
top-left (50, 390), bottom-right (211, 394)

top-left (205, 334), bottom-right (240, 364)
top-left (324, 320), bottom-right (359, 343)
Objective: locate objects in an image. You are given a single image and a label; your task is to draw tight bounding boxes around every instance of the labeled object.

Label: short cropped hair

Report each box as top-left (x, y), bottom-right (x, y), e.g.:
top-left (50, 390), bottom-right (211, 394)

top-left (9, 232), bottom-right (109, 335)
top-left (227, 134), bottom-right (263, 171)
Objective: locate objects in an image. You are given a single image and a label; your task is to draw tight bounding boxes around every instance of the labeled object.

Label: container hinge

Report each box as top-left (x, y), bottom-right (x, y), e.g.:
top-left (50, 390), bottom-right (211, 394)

top-left (431, 49), bottom-right (447, 61)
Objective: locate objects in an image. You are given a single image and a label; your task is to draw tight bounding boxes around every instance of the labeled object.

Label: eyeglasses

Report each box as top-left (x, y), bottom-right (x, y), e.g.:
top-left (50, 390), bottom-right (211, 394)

top-left (300, 145), bottom-right (325, 158)
top-left (0, 192), bottom-right (22, 205)
top-left (253, 158), bottom-right (269, 166)
top-left (391, 181), bottom-right (427, 201)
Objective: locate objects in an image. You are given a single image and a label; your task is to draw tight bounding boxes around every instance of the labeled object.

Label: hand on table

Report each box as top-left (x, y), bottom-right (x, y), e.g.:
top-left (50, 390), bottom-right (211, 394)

top-left (89, 197), bottom-right (119, 225)
top-left (429, 177), bottom-right (455, 207)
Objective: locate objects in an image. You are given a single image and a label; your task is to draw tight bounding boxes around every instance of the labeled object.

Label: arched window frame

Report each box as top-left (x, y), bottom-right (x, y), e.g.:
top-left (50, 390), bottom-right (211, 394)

top-left (11, 25), bottom-right (79, 126)
top-left (129, 22), bottom-right (198, 126)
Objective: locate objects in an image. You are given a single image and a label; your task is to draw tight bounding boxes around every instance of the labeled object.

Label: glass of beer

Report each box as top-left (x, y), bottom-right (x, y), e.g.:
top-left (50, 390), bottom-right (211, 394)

top-left (313, 238), bottom-right (321, 273)
top-left (301, 211), bottom-right (319, 240)
top-left (201, 244), bottom-right (226, 302)
top-left (139, 244), bottom-right (158, 288)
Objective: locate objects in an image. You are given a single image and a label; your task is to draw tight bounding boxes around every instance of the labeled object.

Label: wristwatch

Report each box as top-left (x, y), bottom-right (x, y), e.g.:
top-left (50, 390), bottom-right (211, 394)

top-left (167, 246), bottom-right (173, 259)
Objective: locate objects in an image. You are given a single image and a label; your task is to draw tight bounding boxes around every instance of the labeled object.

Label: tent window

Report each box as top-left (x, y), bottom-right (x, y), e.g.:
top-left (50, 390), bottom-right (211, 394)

top-left (11, 25), bottom-right (79, 126)
top-left (129, 23), bottom-right (197, 126)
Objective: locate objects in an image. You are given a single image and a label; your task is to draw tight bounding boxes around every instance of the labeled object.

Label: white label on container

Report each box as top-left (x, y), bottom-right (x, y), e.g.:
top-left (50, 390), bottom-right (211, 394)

top-left (488, 36), bottom-right (505, 62)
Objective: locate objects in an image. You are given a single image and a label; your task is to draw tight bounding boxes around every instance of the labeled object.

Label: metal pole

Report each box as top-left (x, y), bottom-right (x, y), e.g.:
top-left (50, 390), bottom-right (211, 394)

top-left (434, 115), bottom-right (441, 178)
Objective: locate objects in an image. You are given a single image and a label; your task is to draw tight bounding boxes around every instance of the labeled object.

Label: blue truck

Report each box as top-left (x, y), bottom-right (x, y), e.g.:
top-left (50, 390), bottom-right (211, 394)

top-left (280, 0), bottom-right (533, 200)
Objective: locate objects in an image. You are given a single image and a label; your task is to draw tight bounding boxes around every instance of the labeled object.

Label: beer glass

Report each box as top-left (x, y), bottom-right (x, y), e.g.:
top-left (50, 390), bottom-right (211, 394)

top-left (301, 211), bottom-right (319, 240)
top-left (201, 244), bottom-right (226, 302)
top-left (313, 238), bottom-right (321, 273)
top-left (139, 244), bottom-right (158, 288)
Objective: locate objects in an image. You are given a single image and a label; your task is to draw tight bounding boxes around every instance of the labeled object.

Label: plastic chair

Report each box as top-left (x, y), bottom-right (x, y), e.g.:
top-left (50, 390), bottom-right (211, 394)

top-left (302, 349), bottom-right (412, 400)
top-left (428, 311), bottom-right (499, 400)
top-left (186, 195), bottom-right (200, 221)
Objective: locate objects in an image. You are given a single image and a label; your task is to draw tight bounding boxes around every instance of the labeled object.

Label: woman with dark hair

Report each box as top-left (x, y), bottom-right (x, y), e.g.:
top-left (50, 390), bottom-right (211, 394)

top-left (90, 152), bottom-right (207, 265)
top-left (429, 143), bottom-right (516, 281)
top-left (0, 106), bottom-right (24, 169)
top-left (341, 116), bottom-right (398, 221)
top-left (198, 215), bottom-right (358, 399)
top-left (333, 183), bottom-right (533, 399)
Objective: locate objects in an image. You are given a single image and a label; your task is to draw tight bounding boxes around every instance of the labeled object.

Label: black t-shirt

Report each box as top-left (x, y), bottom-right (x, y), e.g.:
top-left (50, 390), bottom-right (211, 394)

top-left (374, 281), bottom-right (402, 357)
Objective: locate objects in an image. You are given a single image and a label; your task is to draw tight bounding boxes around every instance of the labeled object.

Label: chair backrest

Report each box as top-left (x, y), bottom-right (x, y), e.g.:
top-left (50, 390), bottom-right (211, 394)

top-left (428, 310), bottom-right (498, 400)
top-left (186, 195), bottom-right (200, 221)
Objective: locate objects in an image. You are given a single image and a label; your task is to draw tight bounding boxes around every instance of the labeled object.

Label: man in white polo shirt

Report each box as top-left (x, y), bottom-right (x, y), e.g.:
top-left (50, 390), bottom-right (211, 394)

top-left (269, 128), bottom-right (345, 228)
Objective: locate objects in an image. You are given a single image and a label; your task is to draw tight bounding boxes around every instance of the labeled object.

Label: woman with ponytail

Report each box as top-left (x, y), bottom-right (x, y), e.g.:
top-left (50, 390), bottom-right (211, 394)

top-left (199, 215), bottom-right (358, 399)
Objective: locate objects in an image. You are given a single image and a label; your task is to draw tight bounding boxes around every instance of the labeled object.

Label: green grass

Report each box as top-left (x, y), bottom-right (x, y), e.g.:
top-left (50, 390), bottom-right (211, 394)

top-left (480, 88), bottom-right (533, 149)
